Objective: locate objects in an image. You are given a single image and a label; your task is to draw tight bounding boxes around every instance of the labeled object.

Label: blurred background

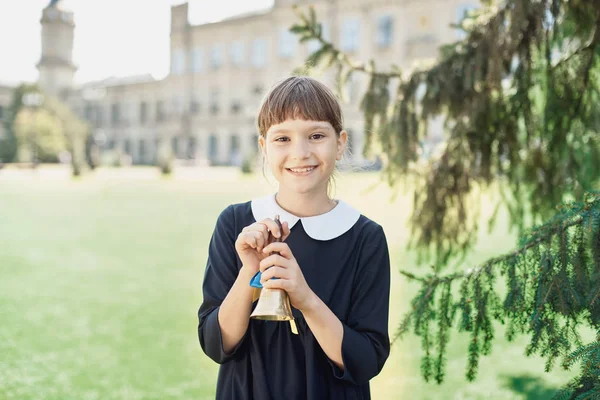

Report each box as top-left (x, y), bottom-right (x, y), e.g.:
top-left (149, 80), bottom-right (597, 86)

top-left (1, 0), bottom-right (594, 399)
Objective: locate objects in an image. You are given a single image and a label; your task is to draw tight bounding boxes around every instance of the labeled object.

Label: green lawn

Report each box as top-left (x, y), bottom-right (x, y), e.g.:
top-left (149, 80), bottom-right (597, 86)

top-left (0, 166), bottom-right (575, 399)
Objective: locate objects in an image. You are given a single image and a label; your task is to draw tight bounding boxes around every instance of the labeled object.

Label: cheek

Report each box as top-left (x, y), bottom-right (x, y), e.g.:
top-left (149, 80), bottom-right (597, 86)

top-left (320, 143), bottom-right (340, 162)
top-left (265, 147), bottom-right (285, 166)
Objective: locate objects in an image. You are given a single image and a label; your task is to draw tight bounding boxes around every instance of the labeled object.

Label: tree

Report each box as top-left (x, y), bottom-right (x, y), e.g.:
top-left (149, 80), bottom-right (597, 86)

top-left (10, 88), bottom-right (89, 176)
top-left (291, 0), bottom-right (600, 397)
top-left (0, 83), bottom-right (38, 163)
top-left (44, 97), bottom-right (89, 177)
top-left (14, 107), bottom-right (66, 163)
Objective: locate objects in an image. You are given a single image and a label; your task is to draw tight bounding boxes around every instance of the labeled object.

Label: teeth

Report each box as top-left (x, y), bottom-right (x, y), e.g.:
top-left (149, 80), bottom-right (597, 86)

top-left (289, 167), bottom-right (315, 173)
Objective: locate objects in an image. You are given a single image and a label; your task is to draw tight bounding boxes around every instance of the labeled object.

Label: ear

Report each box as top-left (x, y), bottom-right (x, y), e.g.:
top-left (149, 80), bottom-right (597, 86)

top-left (258, 135), bottom-right (267, 159)
top-left (336, 130), bottom-right (348, 161)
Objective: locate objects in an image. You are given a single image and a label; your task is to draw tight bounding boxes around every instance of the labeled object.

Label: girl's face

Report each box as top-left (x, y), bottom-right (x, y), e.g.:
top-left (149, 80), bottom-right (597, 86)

top-left (259, 119), bottom-right (347, 197)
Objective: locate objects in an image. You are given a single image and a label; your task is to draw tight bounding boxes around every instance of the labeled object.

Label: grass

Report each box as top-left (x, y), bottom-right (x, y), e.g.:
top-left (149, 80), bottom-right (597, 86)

top-left (0, 165), bottom-right (576, 399)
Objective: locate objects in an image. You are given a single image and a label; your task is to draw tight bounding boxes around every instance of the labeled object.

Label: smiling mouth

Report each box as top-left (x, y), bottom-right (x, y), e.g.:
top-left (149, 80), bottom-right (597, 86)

top-left (286, 166), bottom-right (317, 173)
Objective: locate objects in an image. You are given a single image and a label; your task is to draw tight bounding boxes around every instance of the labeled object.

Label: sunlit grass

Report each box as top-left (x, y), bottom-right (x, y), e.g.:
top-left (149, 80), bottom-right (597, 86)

top-left (0, 165), bottom-right (574, 399)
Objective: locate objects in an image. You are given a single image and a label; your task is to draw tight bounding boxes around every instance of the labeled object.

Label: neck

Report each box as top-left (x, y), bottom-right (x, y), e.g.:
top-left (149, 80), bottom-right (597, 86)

top-left (275, 189), bottom-right (337, 218)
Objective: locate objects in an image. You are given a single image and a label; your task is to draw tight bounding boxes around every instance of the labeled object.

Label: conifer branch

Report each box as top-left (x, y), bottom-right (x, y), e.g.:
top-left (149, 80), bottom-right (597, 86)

top-left (393, 192), bottom-right (600, 386)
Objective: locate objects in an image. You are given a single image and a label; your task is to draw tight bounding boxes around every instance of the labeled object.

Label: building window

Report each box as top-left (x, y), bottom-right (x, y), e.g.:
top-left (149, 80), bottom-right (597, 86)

top-left (123, 138), bottom-right (131, 155)
top-left (191, 47), bottom-right (203, 72)
top-left (153, 138), bottom-right (161, 163)
top-left (230, 134), bottom-right (240, 164)
top-left (190, 100), bottom-right (200, 114)
top-left (340, 17), bottom-right (360, 52)
top-left (83, 103), bottom-right (94, 121)
top-left (140, 102), bottom-right (148, 124)
top-left (251, 84), bottom-right (264, 96)
top-left (279, 28), bottom-right (296, 58)
top-left (251, 38), bottom-right (267, 68)
top-left (96, 106), bottom-right (104, 127)
top-left (208, 134), bottom-right (218, 163)
top-left (249, 133), bottom-right (258, 154)
top-left (307, 23), bottom-right (330, 53)
top-left (156, 101), bottom-right (166, 121)
top-left (139, 139), bottom-right (146, 161)
top-left (121, 102), bottom-right (131, 125)
top-left (187, 137), bottom-right (197, 159)
top-left (172, 136), bottom-right (179, 156)
top-left (171, 49), bottom-right (186, 75)
top-left (110, 103), bottom-right (120, 126)
top-left (210, 44), bottom-right (223, 69)
top-left (377, 15), bottom-right (394, 48)
top-left (231, 41), bottom-right (245, 66)
top-left (210, 89), bottom-right (220, 115)
top-left (231, 101), bottom-right (242, 114)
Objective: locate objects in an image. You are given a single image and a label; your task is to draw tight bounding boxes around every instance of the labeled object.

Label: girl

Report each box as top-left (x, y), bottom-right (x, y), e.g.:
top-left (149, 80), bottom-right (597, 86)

top-left (198, 76), bottom-right (391, 399)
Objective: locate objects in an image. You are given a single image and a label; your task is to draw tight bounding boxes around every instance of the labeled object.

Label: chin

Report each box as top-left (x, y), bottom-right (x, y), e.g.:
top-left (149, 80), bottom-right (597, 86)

top-left (281, 181), bottom-right (325, 196)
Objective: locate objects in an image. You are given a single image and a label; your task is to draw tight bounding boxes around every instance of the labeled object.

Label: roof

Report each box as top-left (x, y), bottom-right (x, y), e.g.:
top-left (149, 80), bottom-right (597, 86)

top-left (192, 6), bottom-right (273, 28)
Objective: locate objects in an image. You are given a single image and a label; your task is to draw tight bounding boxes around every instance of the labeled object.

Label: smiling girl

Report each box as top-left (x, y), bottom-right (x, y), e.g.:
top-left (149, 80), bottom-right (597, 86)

top-left (198, 76), bottom-right (391, 399)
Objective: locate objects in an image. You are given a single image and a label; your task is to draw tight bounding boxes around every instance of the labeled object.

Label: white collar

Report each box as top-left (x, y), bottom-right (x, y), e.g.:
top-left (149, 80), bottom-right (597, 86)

top-left (251, 193), bottom-right (361, 241)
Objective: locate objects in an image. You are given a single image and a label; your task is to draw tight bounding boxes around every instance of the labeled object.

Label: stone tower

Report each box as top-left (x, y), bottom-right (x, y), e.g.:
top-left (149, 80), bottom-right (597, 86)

top-left (37, 0), bottom-right (76, 98)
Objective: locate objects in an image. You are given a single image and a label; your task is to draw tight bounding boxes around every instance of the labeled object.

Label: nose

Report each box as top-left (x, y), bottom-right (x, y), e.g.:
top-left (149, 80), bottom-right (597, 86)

top-left (290, 138), bottom-right (311, 159)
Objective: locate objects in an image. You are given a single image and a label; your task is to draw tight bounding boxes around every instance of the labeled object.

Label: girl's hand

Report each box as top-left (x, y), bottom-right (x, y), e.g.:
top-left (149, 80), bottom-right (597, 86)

top-left (235, 219), bottom-right (290, 274)
top-left (259, 242), bottom-right (317, 313)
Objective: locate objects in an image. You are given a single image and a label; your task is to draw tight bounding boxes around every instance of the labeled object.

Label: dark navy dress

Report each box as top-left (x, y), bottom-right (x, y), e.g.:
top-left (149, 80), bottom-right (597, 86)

top-left (198, 197), bottom-right (391, 400)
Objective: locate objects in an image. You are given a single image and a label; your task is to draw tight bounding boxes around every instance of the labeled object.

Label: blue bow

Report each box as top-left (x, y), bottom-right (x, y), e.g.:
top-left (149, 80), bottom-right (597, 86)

top-left (250, 269), bottom-right (280, 288)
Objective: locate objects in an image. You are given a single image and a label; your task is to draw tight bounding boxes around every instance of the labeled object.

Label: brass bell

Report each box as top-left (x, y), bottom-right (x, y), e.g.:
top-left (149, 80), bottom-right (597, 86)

top-left (250, 287), bottom-right (294, 321)
top-left (250, 215), bottom-right (295, 322)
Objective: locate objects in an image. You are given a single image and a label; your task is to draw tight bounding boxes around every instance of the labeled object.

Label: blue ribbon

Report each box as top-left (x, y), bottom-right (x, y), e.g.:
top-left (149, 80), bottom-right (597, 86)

top-left (250, 271), bottom-right (263, 288)
top-left (250, 269), bottom-right (279, 288)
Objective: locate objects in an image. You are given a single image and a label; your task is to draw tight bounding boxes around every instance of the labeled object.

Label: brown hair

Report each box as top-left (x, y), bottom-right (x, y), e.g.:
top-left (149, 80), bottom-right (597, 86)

top-left (257, 76), bottom-right (343, 137)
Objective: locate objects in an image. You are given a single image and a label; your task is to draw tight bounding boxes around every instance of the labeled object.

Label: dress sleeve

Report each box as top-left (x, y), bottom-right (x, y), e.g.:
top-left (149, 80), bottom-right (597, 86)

top-left (328, 225), bottom-right (391, 385)
top-left (197, 205), bottom-right (247, 364)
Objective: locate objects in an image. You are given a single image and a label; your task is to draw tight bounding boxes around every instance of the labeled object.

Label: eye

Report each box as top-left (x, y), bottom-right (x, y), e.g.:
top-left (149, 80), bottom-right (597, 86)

top-left (274, 136), bottom-right (289, 142)
top-left (311, 133), bottom-right (325, 140)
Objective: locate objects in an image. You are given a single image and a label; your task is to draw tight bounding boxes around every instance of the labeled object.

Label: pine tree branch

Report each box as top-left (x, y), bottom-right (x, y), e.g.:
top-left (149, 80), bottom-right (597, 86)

top-left (399, 192), bottom-right (599, 292)
top-left (394, 192), bottom-right (600, 382)
top-left (291, 4), bottom-right (403, 79)
top-left (567, 10), bottom-right (600, 127)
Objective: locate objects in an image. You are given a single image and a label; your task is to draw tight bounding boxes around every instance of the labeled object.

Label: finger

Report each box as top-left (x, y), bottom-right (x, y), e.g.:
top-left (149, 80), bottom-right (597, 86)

top-left (247, 222), bottom-right (270, 244)
top-left (281, 221), bottom-right (291, 241)
top-left (259, 218), bottom-right (283, 239)
top-left (262, 278), bottom-right (289, 291)
top-left (260, 266), bottom-right (289, 283)
top-left (262, 242), bottom-right (294, 259)
top-left (248, 231), bottom-right (265, 251)
top-left (259, 254), bottom-right (290, 272)
top-left (245, 234), bottom-right (258, 249)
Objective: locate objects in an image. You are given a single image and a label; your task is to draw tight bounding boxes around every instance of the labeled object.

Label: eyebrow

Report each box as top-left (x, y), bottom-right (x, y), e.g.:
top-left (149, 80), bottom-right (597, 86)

top-left (270, 124), bottom-right (332, 134)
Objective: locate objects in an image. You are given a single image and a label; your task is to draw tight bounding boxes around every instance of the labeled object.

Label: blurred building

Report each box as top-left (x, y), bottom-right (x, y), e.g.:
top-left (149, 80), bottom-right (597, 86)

top-left (0, 0), bottom-right (477, 166)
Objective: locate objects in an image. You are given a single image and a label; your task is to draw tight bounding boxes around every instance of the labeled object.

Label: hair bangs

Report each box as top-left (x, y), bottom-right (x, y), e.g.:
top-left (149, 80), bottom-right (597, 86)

top-left (257, 76), bottom-right (343, 137)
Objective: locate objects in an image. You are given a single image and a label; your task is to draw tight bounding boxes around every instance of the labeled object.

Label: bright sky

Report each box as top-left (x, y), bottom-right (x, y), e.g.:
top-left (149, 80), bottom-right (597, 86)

top-left (0, 0), bottom-right (274, 85)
